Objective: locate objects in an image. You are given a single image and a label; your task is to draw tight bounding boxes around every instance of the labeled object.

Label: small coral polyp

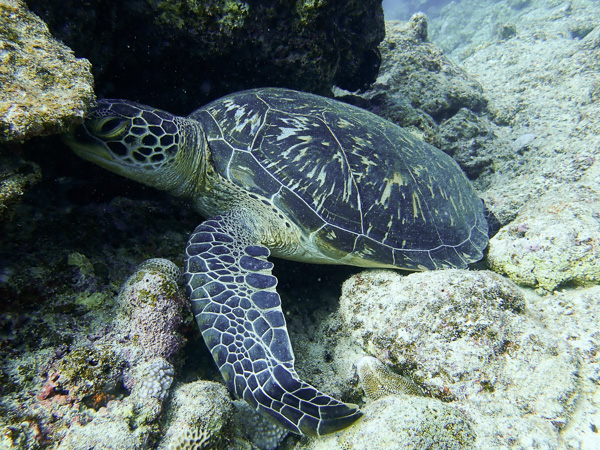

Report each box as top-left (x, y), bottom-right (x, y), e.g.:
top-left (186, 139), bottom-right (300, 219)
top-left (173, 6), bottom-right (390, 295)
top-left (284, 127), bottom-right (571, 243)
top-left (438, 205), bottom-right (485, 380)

top-left (137, 358), bottom-right (174, 401)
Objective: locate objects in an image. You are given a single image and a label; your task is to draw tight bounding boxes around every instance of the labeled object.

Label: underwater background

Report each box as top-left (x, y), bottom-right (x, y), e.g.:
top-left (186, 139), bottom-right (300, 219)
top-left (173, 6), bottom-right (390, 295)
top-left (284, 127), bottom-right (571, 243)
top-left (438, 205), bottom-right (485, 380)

top-left (1, 0), bottom-right (599, 448)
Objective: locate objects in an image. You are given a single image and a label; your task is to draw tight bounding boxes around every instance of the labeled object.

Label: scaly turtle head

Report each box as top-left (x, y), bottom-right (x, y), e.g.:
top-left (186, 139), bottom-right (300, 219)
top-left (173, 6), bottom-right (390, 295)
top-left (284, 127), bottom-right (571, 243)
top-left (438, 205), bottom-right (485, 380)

top-left (63, 99), bottom-right (204, 194)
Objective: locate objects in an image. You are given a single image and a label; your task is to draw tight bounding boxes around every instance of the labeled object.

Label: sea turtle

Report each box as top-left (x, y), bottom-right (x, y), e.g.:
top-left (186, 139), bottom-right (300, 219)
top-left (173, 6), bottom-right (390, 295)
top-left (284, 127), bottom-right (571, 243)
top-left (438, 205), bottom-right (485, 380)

top-left (63, 87), bottom-right (488, 437)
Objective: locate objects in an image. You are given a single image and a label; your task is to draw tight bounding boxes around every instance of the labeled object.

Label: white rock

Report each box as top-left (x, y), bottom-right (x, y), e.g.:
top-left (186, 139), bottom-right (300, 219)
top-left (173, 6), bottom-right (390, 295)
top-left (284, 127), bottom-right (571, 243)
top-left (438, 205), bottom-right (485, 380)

top-left (339, 269), bottom-right (579, 448)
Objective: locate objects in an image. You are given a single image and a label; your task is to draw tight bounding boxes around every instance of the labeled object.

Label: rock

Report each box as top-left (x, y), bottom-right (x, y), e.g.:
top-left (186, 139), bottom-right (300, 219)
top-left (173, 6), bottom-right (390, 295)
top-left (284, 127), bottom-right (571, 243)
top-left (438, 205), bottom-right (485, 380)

top-left (158, 381), bottom-right (233, 449)
top-left (525, 285), bottom-right (600, 447)
top-left (0, 257), bottom-right (189, 448)
top-left (339, 269), bottom-right (579, 448)
top-left (338, 15), bottom-right (496, 179)
top-left (307, 395), bottom-right (477, 449)
top-left (49, 344), bottom-right (126, 402)
top-left (0, 0), bottom-right (94, 142)
top-left (0, 149), bottom-right (41, 225)
top-left (57, 392), bottom-right (164, 449)
top-left (134, 359), bottom-right (175, 402)
top-left (434, 0), bottom-right (600, 224)
top-left (487, 184), bottom-right (600, 291)
top-left (116, 258), bottom-right (187, 360)
top-left (25, 0), bottom-right (384, 113)
top-left (232, 400), bottom-right (288, 450)
top-left (59, 415), bottom-right (148, 450)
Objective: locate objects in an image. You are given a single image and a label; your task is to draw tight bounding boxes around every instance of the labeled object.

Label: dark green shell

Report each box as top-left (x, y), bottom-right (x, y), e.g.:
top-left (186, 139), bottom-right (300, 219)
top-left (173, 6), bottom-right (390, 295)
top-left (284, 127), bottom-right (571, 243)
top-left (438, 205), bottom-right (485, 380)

top-left (189, 88), bottom-right (488, 270)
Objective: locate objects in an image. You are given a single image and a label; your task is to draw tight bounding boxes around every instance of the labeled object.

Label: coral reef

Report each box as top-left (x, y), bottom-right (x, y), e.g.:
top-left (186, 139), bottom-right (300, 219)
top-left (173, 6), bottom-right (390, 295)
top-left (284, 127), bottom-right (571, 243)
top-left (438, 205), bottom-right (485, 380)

top-left (157, 381), bottom-right (233, 449)
top-left (0, 148), bottom-right (41, 225)
top-left (136, 359), bottom-right (175, 401)
top-left (525, 285), bottom-right (600, 446)
top-left (232, 400), bottom-right (289, 450)
top-left (0, 258), bottom-right (189, 448)
top-left (1, 0), bottom-right (599, 447)
top-left (339, 269), bottom-right (579, 447)
top-left (0, 0), bottom-right (92, 227)
top-left (434, 0), bottom-right (600, 224)
top-left (25, 0), bottom-right (384, 113)
top-left (0, 0), bottom-right (94, 142)
top-left (58, 413), bottom-right (149, 450)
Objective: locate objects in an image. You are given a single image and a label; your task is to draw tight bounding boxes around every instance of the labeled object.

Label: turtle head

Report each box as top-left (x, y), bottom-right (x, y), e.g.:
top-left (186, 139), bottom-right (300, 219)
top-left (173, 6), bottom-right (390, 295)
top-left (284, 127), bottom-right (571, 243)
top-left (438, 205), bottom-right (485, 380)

top-left (63, 99), bottom-right (203, 193)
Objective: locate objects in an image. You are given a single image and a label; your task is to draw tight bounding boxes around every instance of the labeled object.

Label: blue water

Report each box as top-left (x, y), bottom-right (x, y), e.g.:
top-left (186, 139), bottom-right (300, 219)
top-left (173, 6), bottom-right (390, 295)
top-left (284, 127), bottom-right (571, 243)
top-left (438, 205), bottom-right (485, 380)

top-left (383, 0), bottom-right (450, 20)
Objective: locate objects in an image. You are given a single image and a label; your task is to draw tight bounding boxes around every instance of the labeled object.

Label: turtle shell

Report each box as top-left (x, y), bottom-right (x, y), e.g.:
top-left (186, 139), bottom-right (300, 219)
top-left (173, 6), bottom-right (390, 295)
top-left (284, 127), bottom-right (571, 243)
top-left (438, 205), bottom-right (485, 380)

top-left (189, 88), bottom-right (488, 270)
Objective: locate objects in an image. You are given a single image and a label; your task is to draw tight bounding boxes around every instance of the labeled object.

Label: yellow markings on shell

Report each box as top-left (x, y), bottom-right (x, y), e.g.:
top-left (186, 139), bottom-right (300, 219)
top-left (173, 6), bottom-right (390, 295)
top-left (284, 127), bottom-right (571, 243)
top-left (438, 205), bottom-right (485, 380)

top-left (276, 127), bottom-right (298, 141)
top-left (449, 195), bottom-right (458, 213)
top-left (291, 147), bottom-right (309, 163)
top-left (325, 229), bottom-right (338, 240)
top-left (380, 172), bottom-right (407, 206)
top-left (316, 165), bottom-right (328, 187)
top-left (337, 118), bottom-right (353, 128)
top-left (275, 116), bottom-right (312, 141)
top-left (222, 99), bottom-right (239, 112)
top-left (359, 154), bottom-right (377, 168)
top-left (233, 106), bottom-right (246, 122)
top-left (412, 191), bottom-right (424, 221)
top-left (305, 164), bottom-right (318, 178)
top-left (351, 135), bottom-right (372, 148)
top-left (427, 179), bottom-right (436, 198)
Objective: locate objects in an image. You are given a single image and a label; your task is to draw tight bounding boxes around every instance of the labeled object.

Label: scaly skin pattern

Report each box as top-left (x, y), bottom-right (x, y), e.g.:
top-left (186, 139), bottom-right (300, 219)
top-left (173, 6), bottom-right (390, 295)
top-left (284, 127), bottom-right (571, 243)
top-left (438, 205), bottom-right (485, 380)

top-left (185, 209), bottom-right (361, 436)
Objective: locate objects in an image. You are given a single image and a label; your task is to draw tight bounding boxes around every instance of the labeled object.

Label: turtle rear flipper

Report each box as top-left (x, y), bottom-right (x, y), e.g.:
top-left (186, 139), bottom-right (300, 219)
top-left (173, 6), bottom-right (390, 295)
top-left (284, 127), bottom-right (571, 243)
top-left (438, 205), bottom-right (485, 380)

top-left (185, 212), bottom-right (362, 436)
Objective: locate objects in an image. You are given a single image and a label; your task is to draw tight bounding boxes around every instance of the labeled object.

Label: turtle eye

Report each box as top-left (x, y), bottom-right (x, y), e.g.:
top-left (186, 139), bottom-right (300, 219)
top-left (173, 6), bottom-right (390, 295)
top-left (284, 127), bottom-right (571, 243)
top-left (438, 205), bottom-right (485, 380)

top-left (94, 117), bottom-right (128, 139)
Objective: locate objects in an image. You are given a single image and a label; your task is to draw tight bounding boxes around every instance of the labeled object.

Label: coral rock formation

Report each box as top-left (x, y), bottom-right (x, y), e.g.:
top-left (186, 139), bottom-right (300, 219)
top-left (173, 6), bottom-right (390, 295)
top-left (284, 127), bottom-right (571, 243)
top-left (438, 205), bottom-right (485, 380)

top-left (117, 258), bottom-right (187, 360)
top-left (0, 0), bottom-right (94, 142)
top-left (25, 0), bottom-right (384, 113)
top-left (339, 269), bottom-right (579, 448)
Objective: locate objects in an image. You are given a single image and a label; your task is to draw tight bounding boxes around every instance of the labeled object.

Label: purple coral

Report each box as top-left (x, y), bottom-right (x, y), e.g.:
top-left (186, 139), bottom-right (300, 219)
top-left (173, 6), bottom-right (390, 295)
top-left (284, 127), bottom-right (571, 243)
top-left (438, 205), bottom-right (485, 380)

top-left (117, 258), bottom-right (188, 360)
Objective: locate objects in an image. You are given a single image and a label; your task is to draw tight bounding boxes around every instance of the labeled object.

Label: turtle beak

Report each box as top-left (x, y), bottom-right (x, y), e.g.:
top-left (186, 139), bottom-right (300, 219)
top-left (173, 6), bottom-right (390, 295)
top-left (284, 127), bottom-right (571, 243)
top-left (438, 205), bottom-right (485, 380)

top-left (62, 123), bottom-right (117, 164)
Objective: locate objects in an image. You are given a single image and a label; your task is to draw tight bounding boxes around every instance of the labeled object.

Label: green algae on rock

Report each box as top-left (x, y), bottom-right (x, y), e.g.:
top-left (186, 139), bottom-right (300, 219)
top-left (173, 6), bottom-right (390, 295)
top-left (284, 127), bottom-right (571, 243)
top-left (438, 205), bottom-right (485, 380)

top-left (0, 148), bottom-right (41, 225)
top-left (0, 256), bottom-right (191, 448)
top-left (158, 381), bottom-right (233, 449)
top-left (0, 0), bottom-right (94, 142)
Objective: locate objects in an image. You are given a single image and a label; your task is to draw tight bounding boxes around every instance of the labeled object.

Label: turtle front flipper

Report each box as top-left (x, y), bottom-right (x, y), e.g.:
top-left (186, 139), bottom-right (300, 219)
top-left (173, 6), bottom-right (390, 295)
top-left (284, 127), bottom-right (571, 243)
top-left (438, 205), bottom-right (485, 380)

top-left (185, 211), bottom-right (362, 436)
